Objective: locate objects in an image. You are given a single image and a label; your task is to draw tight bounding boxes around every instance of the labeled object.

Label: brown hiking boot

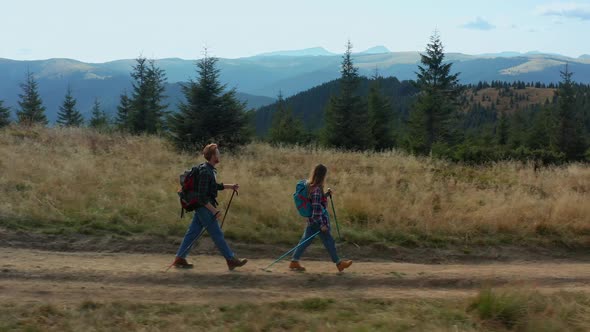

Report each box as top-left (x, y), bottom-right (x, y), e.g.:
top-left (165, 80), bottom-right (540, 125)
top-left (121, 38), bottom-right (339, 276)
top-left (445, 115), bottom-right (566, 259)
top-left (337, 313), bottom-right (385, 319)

top-left (336, 260), bottom-right (352, 272)
top-left (289, 261), bottom-right (306, 272)
top-left (226, 257), bottom-right (248, 271)
top-left (172, 257), bottom-right (194, 269)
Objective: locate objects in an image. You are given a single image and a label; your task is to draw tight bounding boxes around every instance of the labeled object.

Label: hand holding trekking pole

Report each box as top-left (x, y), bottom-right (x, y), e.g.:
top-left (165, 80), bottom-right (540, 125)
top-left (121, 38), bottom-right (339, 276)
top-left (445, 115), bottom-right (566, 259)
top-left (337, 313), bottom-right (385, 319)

top-left (225, 183), bottom-right (240, 194)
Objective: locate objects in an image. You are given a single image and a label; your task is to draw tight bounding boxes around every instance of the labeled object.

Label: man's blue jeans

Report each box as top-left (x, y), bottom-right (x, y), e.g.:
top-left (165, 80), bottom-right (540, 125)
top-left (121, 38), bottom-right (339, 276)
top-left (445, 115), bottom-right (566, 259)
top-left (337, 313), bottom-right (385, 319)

top-left (292, 222), bottom-right (340, 263)
top-left (176, 207), bottom-right (234, 260)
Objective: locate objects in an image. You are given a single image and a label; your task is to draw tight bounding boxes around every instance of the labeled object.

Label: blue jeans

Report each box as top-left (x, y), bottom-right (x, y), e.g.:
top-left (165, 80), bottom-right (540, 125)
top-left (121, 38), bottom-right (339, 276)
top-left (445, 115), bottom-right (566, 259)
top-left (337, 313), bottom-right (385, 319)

top-left (292, 223), bottom-right (340, 263)
top-left (176, 207), bottom-right (234, 260)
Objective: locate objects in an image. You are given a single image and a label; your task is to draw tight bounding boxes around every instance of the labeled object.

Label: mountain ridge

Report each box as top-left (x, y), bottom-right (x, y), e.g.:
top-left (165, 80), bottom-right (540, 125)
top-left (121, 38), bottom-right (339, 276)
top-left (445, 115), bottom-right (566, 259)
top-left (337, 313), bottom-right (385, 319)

top-left (2, 50), bottom-right (590, 124)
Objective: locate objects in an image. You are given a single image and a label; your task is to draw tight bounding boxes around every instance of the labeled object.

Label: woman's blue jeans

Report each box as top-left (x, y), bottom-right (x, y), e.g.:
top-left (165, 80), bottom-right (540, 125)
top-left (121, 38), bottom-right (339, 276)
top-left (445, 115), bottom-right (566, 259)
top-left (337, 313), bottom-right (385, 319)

top-left (292, 222), bottom-right (340, 263)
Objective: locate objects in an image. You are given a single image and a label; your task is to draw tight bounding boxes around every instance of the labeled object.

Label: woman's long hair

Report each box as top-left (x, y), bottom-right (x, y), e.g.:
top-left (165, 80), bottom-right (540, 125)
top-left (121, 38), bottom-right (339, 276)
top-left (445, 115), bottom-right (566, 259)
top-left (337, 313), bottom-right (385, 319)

top-left (308, 164), bottom-right (327, 191)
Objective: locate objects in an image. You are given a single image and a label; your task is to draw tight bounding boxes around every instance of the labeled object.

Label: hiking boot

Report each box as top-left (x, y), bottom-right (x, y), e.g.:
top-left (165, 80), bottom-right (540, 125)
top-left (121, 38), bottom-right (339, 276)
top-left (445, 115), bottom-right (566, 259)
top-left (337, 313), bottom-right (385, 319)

top-left (226, 257), bottom-right (248, 271)
top-left (172, 257), bottom-right (194, 269)
top-left (336, 260), bottom-right (352, 272)
top-left (289, 261), bottom-right (306, 272)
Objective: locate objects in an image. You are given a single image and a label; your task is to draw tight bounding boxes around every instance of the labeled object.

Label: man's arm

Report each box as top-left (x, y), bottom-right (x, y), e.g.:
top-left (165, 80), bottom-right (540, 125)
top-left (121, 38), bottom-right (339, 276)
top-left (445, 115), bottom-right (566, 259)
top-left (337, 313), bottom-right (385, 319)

top-left (197, 171), bottom-right (213, 209)
top-left (223, 184), bottom-right (239, 191)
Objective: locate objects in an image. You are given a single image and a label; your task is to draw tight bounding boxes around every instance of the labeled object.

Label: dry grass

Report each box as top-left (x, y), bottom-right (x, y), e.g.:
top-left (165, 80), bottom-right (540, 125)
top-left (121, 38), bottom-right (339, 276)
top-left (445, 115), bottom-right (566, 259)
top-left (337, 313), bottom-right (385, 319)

top-left (1, 291), bottom-right (588, 331)
top-left (469, 288), bottom-right (590, 331)
top-left (1, 126), bottom-right (589, 247)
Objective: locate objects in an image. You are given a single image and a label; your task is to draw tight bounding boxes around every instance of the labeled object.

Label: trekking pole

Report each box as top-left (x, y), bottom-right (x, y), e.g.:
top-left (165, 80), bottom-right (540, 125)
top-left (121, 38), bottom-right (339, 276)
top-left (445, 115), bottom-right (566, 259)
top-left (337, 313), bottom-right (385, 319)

top-left (165, 189), bottom-right (237, 272)
top-left (329, 194), bottom-right (342, 241)
top-left (261, 230), bottom-right (321, 271)
top-left (220, 189), bottom-right (237, 229)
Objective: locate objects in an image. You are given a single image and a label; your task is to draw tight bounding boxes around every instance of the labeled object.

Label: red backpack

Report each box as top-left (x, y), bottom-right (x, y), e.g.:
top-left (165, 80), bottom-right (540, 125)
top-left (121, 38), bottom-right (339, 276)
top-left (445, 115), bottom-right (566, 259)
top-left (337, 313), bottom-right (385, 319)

top-left (177, 164), bottom-right (205, 217)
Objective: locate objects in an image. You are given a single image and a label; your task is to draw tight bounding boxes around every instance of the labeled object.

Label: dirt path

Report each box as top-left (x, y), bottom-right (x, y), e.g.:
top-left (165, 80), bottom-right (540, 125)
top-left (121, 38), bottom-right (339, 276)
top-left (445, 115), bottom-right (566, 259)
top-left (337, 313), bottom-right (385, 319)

top-left (1, 248), bottom-right (589, 306)
top-left (3, 228), bottom-right (589, 264)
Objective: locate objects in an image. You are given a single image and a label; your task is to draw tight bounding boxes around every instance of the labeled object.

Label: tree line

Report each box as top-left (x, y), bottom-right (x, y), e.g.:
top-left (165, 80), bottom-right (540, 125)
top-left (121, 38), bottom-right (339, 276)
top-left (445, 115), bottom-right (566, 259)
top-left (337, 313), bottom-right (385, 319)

top-left (0, 53), bottom-right (251, 151)
top-left (1, 34), bottom-right (589, 163)
top-left (266, 34), bottom-right (590, 163)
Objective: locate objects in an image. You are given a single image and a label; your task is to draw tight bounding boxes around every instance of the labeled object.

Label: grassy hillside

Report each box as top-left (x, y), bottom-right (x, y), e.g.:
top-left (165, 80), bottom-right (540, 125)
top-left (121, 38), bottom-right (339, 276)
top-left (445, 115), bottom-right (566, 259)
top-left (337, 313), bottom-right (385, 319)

top-left (1, 126), bottom-right (589, 248)
top-left (463, 87), bottom-right (556, 114)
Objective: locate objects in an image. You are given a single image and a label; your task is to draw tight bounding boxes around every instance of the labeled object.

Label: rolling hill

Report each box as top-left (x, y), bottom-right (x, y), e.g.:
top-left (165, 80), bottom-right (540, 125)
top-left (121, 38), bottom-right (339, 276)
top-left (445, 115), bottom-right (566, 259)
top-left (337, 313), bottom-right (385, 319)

top-left (1, 48), bottom-right (589, 124)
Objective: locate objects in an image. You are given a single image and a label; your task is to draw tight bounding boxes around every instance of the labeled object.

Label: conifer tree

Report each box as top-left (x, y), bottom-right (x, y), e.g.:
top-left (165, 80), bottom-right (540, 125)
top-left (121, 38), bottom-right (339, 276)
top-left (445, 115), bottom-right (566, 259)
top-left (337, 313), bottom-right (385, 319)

top-left (323, 40), bottom-right (373, 150)
top-left (555, 64), bottom-right (586, 160)
top-left (89, 98), bottom-right (109, 130)
top-left (269, 92), bottom-right (306, 145)
top-left (17, 71), bottom-right (47, 126)
top-left (0, 100), bottom-right (11, 128)
top-left (408, 32), bottom-right (461, 154)
top-left (168, 51), bottom-right (250, 150)
top-left (56, 86), bottom-right (84, 127)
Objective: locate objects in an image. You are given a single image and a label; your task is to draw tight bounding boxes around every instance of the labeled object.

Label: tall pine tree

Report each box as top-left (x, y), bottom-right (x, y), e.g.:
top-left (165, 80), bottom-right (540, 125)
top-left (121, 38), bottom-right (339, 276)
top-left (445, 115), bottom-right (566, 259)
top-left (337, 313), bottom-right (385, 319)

top-left (145, 59), bottom-right (169, 132)
top-left (128, 58), bottom-right (168, 134)
top-left (508, 110), bottom-right (528, 149)
top-left (527, 107), bottom-right (556, 150)
top-left (368, 75), bottom-right (395, 150)
top-left (56, 86), bottom-right (84, 127)
top-left (555, 64), bottom-right (586, 160)
top-left (89, 98), bottom-right (109, 130)
top-left (269, 92), bottom-right (306, 145)
top-left (496, 110), bottom-right (509, 146)
top-left (408, 32), bottom-right (461, 154)
top-left (116, 90), bottom-right (132, 130)
top-left (168, 51), bottom-right (250, 151)
top-left (0, 100), bottom-right (11, 128)
top-left (17, 71), bottom-right (47, 126)
top-left (323, 40), bottom-right (373, 150)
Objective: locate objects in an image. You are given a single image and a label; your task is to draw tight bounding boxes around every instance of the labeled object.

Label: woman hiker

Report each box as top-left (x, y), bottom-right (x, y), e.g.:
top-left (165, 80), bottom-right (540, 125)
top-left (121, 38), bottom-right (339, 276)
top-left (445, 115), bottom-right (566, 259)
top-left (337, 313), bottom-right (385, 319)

top-left (289, 164), bottom-right (352, 272)
top-left (172, 143), bottom-right (248, 271)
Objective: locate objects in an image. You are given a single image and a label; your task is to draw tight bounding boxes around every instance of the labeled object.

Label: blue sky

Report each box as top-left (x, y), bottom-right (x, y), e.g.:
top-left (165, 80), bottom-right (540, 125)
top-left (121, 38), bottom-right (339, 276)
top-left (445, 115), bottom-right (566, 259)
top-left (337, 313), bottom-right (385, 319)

top-left (1, 0), bottom-right (589, 62)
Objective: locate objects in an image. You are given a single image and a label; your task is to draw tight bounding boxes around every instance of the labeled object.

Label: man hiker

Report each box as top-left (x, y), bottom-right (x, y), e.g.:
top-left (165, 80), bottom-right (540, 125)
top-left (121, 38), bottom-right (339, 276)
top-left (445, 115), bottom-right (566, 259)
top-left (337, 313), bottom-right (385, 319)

top-left (172, 143), bottom-right (248, 270)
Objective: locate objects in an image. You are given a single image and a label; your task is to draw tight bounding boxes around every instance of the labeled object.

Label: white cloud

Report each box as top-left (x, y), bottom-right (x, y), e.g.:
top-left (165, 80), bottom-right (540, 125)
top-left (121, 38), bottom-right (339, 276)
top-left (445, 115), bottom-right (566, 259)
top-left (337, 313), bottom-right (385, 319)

top-left (461, 17), bottom-right (496, 30)
top-left (536, 2), bottom-right (590, 20)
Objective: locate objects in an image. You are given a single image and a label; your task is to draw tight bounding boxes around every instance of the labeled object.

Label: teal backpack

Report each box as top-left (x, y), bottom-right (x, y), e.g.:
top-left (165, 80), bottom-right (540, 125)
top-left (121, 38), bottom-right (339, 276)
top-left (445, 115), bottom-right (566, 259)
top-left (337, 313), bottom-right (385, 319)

top-left (293, 180), bottom-right (312, 217)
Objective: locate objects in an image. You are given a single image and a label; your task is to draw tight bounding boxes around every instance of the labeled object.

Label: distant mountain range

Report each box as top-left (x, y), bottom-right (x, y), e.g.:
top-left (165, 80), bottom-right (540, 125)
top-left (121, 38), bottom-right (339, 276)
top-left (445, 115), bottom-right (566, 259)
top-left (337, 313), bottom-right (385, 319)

top-left (255, 46), bottom-right (391, 57)
top-left (1, 47), bottom-right (590, 123)
top-left (256, 47), bottom-right (336, 57)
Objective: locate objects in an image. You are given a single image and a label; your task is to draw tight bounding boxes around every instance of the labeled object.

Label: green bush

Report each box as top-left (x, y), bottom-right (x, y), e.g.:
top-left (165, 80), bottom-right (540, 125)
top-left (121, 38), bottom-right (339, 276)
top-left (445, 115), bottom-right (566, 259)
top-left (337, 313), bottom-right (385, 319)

top-left (469, 288), bottom-right (529, 329)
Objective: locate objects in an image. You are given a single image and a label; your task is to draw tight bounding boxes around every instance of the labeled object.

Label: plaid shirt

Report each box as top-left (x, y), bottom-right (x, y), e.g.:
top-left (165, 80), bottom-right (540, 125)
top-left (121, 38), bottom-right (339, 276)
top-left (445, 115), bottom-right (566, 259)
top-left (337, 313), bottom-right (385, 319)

top-left (196, 162), bottom-right (224, 207)
top-left (309, 186), bottom-right (329, 228)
